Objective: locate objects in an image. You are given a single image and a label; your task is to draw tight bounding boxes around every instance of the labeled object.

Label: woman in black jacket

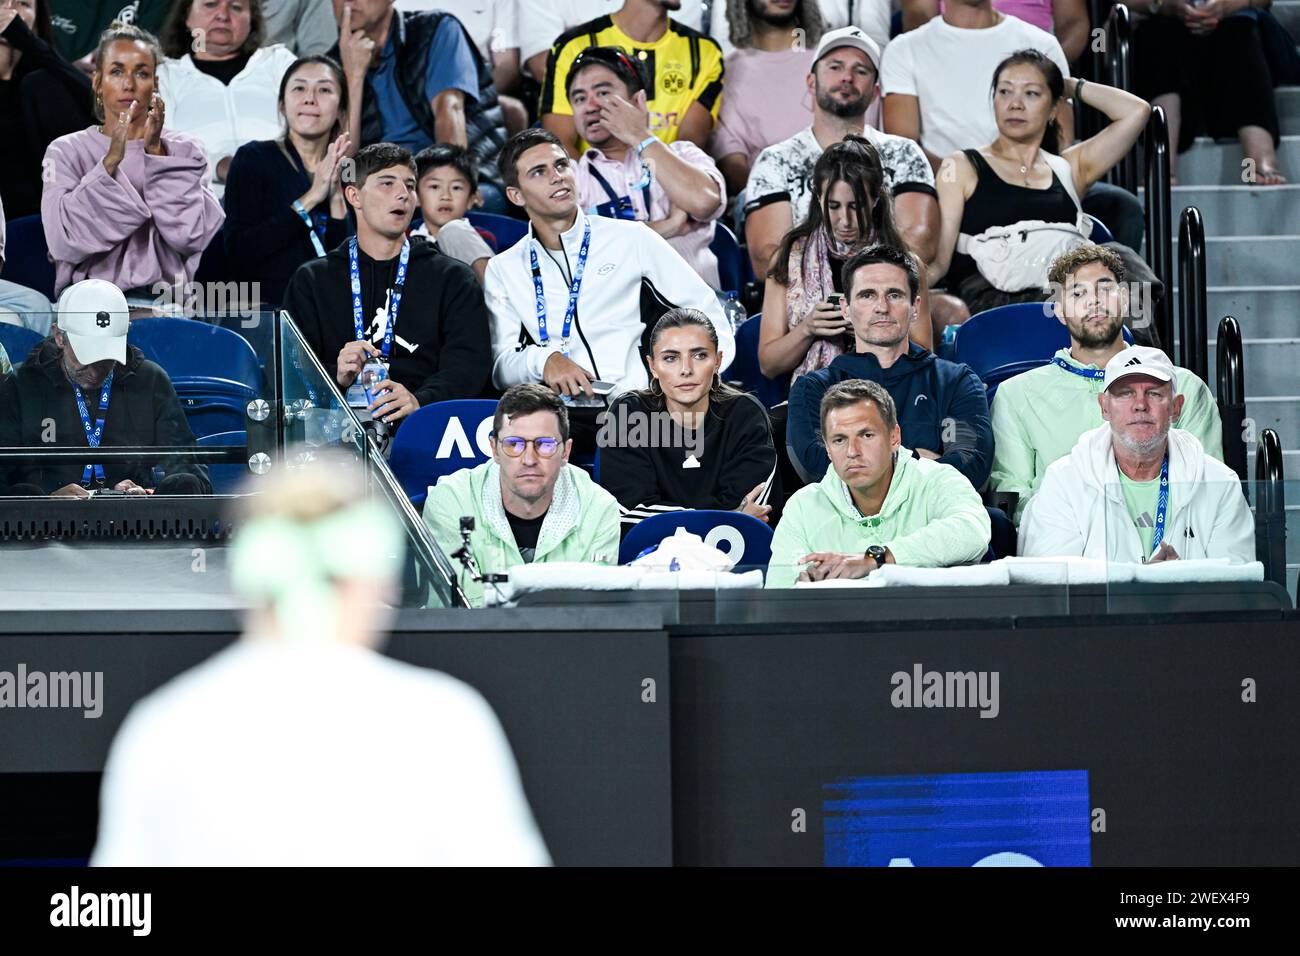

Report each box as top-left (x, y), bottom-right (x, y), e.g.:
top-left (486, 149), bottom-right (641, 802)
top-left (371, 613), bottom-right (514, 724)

top-left (599, 308), bottom-right (778, 531)
top-left (0, 0), bottom-right (95, 219)
top-left (223, 55), bottom-right (353, 306)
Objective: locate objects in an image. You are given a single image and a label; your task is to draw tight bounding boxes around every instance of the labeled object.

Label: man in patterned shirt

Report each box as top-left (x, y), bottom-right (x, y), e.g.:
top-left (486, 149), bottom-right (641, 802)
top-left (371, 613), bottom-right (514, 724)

top-left (743, 25), bottom-right (939, 283)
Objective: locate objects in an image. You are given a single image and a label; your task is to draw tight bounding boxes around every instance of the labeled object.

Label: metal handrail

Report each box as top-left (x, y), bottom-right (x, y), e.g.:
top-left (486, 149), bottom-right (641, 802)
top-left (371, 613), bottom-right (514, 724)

top-left (1177, 206), bottom-right (1209, 381)
top-left (1254, 429), bottom-right (1287, 588)
top-left (1217, 315), bottom-right (1247, 481)
top-left (1105, 5), bottom-right (1138, 192)
top-left (1145, 107), bottom-right (1174, 350)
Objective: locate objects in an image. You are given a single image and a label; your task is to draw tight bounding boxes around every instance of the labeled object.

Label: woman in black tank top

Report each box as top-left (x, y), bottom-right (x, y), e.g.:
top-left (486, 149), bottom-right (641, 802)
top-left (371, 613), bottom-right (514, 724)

top-left (928, 49), bottom-right (1151, 322)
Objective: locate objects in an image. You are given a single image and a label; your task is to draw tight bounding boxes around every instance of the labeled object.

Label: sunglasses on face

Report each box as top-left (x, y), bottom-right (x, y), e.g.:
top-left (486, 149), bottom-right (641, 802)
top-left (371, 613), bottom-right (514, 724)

top-left (498, 436), bottom-right (563, 458)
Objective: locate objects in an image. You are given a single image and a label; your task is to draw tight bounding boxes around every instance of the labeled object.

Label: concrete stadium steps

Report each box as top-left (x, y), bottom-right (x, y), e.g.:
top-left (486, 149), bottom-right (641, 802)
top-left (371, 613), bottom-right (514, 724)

top-left (1168, 235), bottom-right (1300, 285)
top-left (1279, 88), bottom-right (1300, 134)
top-left (1243, 397), bottom-right (1300, 450)
top-left (1203, 337), bottom-right (1300, 396)
top-left (1161, 185), bottom-right (1300, 236)
top-left (1175, 136), bottom-right (1300, 186)
top-left (1200, 287), bottom-right (1300, 338)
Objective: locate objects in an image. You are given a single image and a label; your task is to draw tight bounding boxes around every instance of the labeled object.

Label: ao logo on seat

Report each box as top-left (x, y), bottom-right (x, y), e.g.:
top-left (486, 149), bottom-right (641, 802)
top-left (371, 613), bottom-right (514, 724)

top-left (703, 526), bottom-right (745, 564)
top-left (435, 417), bottom-right (494, 458)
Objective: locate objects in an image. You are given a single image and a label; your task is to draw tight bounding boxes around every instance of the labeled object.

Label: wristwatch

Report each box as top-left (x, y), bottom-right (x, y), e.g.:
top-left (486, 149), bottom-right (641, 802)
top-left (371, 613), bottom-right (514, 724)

top-left (864, 545), bottom-right (888, 570)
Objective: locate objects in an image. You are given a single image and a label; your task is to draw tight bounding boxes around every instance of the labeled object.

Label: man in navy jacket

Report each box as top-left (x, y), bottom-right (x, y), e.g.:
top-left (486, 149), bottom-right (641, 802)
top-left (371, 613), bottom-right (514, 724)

top-left (786, 245), bottom-right (992, 489)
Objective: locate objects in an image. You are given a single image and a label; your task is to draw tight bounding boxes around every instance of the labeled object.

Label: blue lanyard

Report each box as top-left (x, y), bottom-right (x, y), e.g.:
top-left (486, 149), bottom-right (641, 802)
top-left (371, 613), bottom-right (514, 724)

top-left (72, 369), bottom-right (115, 486)
top-left (529, 219), bottom-right (591, 356)
top-left (293, 200), bottom-right (327, 257)
top-left (349, 237), bottom-right (409, 362)
top-left (1052, 356), bottom-right (1106, 380)
top-left (1150, 454), bottom-right (1170, 555)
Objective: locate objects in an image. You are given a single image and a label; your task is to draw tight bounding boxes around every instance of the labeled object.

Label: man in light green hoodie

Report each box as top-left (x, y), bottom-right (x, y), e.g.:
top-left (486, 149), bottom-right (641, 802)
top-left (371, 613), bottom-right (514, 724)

top-left (423, 384), bottom-right (621, 606)
top-left (990, 245), bottom-right (1222, 525)
top-left (767, 379), bottom-right (991, 588)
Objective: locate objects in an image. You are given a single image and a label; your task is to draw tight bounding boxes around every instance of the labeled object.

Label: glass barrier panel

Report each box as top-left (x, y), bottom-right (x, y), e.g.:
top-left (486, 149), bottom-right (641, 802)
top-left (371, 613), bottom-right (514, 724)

top-left (1096, 477), bottom-right (1293, 614)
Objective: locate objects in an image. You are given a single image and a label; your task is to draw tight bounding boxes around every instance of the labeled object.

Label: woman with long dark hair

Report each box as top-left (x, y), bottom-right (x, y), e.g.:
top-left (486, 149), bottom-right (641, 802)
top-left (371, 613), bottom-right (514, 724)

top-left (222, 54), bottom-right (353, 306)
top-left (930, 49), bottom-right (1151, 323)
top-left (0, 0), bottom-right (95, 219)
top-left (599, 308), bottom-right (778, 532)
top-left (157, 0), bottom-right (297, 194)
top-left (758, 135), bottom-right (933, 382)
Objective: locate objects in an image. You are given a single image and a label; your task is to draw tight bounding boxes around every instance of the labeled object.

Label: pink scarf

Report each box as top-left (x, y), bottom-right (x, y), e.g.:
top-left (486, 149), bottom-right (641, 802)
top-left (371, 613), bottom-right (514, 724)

top-left (785, 228), bottom-right (865, 381)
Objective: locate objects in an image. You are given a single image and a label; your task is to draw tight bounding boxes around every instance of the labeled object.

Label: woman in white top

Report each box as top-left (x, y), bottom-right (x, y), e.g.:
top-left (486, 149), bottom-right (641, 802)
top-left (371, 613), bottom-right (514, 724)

top-left (157, 0), bottom-right (297, 196)
top-left (91, 452), bottom-right (551, 866)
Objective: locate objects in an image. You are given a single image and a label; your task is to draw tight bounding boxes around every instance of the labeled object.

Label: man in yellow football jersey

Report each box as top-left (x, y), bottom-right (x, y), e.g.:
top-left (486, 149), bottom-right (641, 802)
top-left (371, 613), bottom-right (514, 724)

top-left (540, 0), bottom-right (724, 156)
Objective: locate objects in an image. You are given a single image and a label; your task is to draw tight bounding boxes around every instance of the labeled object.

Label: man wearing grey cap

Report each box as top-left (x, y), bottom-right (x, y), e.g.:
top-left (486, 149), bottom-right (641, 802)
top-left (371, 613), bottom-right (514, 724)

top-left (1019, 346), bottom-right (1254, 564)
top-left (0, 279), bottom-right (210, 497)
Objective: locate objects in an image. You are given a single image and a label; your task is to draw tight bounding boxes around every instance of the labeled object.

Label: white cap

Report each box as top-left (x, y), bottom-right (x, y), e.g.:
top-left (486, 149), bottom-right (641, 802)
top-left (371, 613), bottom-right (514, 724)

top-left (1102, 346), bottom-right (1177, 391)
top-left (56, 279), bottom-right (129, 366)
top-left (812, 25), bottom-right (881, 73)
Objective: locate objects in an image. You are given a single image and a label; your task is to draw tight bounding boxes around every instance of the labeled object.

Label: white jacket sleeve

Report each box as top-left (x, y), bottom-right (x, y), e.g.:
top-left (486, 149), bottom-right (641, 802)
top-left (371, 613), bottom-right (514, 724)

top-left (1209, 480), bottom-right (1257, 564)
top-left (486, 254), bottom-right (558, 389)
top-left (1018, 463), bottom-right (1088, 558)
top-left (636, 225), bottom-right (736, 374)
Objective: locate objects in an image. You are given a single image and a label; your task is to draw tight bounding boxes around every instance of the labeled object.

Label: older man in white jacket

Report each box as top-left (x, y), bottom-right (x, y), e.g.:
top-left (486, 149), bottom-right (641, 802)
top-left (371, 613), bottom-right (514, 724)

top-left (1019, 346), bottom-right (1254, 564)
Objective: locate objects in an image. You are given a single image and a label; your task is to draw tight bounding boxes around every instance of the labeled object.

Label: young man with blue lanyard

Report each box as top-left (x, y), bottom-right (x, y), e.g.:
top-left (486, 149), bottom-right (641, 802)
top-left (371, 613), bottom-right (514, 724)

top-left (283, 142), bottom-right (493, 427)
top-left (484, 128), bottom-right (732, 420)
top-left (1019, 346), bottom-right (1254, 565)
top-left (989, 244), bottom-right (1222, 525)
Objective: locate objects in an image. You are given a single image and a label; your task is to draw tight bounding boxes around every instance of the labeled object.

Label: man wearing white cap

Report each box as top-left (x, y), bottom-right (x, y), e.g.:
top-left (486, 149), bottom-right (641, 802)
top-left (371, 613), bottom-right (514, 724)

top-left (743, 24), bottom-right (938, 279)
top-left (0, 279), bottom-right (209, 497)
top-left (1019, 346), bottom-right (1254, 564)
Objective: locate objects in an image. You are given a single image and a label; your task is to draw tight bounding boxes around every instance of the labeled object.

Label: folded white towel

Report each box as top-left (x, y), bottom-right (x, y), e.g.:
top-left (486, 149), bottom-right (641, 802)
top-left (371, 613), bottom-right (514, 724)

top-left (505, 562), bottom-right (645, 595)
top-left (636, 569), bottom-right (764, 590)
top-left (792, 563), bottom-right (1010, 588)
top-left (999, 556), bottom-right (1135, 585)
top-left (1133, 559), bottom-right (1264, 584)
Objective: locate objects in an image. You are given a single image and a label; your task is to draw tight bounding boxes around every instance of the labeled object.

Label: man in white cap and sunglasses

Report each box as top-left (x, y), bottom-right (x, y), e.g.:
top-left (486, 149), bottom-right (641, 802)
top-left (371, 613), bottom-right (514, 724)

top-left (0, 279), bottom-right (209, 497)
top-left (1019, 346), bottom-right (1254, 564)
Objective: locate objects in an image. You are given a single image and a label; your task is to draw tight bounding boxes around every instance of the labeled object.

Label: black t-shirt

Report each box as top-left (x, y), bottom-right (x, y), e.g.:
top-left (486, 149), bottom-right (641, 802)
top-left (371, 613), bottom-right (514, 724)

top-left (506, 509), bottom-right (547, 563)
top-left (192, 52), bottom-right (253, 85)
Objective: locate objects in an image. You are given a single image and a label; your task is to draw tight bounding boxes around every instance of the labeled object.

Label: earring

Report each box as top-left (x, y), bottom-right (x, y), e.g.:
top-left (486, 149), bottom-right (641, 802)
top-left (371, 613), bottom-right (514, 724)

top-left (650, 377), bottom-right (663, 396)
top-left (711, 372), bottom-right (721, 390)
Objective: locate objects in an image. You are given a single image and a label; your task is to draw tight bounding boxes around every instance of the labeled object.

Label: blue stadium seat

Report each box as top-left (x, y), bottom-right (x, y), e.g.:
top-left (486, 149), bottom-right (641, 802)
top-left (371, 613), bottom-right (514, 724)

top-left (618, 509), bottom-right (774, 568)
top-left (955, 301), bottom-right (1133, 402)
top-left (388, 398), bottom-right (498, 504)
top-left (709, 221), bottom-right (744, 295)
top-left (466, 211), bottom-right (528, 251)
top-left (195, 430), bottom-right (248, 494)
top-left (127, 319), bottom-right (262, 438)
top-left (725, 315), bottom-right (789, 408)
top-left (1089, 218), bottom-right (1115, 244)
top-left (0, 215), bottom-right (56, 301)
top-left (0, 323), bottom-right (41, 366)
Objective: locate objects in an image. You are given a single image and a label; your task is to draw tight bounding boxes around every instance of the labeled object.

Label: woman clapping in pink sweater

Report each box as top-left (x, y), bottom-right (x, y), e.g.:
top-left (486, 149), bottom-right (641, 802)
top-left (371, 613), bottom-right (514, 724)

top-left (40, 22), bottom-right (223, 307)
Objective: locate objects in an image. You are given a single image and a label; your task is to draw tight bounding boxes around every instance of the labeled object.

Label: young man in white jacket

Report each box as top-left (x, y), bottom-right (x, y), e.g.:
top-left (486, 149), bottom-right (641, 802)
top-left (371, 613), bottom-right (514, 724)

top-left (484, 128), bottom-right (733, 402)
top-left (1019, 346), bottom-right (1254, 564)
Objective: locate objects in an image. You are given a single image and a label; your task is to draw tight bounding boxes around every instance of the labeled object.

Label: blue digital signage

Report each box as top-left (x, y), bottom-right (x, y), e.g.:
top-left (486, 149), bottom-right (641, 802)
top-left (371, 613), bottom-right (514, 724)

top-left (824, 770), bottom-right (1091, 866)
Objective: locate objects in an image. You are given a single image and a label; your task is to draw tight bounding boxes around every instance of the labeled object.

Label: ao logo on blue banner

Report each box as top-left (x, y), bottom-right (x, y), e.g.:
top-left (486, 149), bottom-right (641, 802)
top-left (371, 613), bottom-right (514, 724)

top-left (823, 770), bottom-right (1091, 867)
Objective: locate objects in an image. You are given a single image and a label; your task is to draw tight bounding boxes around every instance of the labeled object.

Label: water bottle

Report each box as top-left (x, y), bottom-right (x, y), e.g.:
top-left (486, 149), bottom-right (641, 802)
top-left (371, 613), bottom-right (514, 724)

top-left (722, 291), bottom-right (747, 334)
